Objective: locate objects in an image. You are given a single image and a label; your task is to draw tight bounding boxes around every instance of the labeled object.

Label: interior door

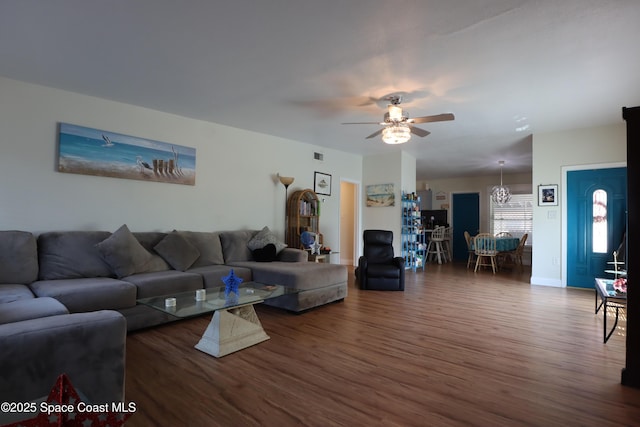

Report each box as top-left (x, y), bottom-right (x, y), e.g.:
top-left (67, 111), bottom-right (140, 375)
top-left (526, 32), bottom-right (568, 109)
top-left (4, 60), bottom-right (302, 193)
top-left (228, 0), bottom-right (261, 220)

top-left (452, 193), bottom-right (480, 261)
top-left (339, 180), bottom-right (358, 266)
top-left (567, 167), bottom-right (627, 288)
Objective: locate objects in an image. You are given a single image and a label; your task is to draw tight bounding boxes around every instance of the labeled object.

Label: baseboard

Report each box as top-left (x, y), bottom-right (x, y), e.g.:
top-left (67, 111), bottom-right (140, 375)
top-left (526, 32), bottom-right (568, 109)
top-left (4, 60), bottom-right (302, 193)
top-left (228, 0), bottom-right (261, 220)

top-left (530, 276), bottom-right (563, 287)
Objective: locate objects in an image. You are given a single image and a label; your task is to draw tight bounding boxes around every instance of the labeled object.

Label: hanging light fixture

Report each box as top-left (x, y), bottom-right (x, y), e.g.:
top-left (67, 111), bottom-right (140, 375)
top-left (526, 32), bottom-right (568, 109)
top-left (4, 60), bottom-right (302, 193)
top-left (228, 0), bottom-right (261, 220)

top-left (491, 160), bottom-right (512, 205)
top-left (382, 124), bottom-right (411, 144)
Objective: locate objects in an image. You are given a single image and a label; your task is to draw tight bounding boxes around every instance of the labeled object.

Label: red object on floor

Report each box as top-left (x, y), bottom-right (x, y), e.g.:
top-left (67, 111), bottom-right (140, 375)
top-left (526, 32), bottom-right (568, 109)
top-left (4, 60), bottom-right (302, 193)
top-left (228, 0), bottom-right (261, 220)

top-left (2, 373), bottom-right (132, 427)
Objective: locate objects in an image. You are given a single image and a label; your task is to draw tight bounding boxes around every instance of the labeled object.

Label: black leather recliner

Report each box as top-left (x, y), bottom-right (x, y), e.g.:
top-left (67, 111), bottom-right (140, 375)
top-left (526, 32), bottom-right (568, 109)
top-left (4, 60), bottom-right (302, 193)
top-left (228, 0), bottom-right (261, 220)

top-left (356, 230), bottom-right (405, 291)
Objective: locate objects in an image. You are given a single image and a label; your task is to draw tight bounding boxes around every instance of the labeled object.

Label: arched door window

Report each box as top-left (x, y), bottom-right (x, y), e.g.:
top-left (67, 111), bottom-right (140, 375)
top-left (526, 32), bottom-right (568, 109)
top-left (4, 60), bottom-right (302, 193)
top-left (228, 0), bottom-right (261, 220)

top-left (592, 189), bottom-right (608, 253)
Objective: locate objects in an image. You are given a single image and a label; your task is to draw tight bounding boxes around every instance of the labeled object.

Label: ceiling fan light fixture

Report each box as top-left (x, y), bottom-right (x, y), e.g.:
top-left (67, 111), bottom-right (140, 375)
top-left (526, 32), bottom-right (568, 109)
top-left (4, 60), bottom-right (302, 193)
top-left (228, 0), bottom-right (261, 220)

top-left (382, 124), bottom-right (411, 144)
top-left (491, 160), bottom-right (512, 205)
top-left (388, 104), bottom-right (404, 121)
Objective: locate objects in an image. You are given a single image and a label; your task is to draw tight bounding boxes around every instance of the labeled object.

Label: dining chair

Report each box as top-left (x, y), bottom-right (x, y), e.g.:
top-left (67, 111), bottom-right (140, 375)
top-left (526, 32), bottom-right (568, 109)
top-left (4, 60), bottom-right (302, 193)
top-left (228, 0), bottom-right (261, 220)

top-left (464, 231), bottom-right (476, 269)
top-left (495, 232), bottom-right (512, 237)
top-left (514, 233), bottom-right (529, 273)
top-left (442, 227), bottom-right (453, 262)
top-left (512, 233), bottom-right (528, 272)
top-left (474, 233), bottom-right (498, 273)
top-left (497, 233), bottom-right (528, 272)
top-left (426, 226), bottom-right (447, 264)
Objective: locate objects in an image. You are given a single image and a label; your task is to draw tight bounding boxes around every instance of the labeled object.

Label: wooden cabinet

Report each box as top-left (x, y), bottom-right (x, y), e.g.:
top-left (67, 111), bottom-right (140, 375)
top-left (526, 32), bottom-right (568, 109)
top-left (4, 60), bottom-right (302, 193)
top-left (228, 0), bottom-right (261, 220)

top-left (286, 189), bottom-right (320, 249)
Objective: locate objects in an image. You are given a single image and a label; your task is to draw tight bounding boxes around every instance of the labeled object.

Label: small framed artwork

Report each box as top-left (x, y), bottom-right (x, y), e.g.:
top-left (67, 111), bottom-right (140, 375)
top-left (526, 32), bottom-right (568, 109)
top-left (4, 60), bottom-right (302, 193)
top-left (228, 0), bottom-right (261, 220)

top-left (366, 183), bottom-right (395, 207)
top-left (538, 184), bottom-right (558, 206)
top-left (314, 172), bottom-right (332, 196)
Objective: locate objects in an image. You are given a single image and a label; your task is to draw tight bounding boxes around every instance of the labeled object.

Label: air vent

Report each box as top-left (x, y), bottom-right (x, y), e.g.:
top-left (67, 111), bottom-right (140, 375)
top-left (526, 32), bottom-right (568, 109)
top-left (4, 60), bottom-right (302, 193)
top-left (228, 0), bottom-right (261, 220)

top-left (314, 152), bottom-right (324, 161)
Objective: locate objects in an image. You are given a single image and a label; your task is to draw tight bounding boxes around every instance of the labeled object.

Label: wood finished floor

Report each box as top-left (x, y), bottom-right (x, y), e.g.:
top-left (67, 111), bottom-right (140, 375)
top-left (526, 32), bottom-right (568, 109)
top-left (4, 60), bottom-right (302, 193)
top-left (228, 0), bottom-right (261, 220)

top-left (124, 263), bottom-right (639, 427)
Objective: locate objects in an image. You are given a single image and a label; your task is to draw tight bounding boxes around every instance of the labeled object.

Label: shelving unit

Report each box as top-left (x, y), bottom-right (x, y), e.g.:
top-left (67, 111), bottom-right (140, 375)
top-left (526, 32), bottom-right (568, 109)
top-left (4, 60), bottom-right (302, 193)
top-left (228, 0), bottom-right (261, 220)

top-left (286, 188), bottom-right (320, 250)
top-left (401, 194), bottom-right (426, 271)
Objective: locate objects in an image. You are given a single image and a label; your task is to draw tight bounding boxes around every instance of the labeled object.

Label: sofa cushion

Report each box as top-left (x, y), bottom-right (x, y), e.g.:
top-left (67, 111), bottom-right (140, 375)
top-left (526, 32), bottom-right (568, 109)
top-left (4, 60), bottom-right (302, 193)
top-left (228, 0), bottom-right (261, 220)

top-left (219, 230), bottom-right (257, 263)
top-left (38, 231), bottom-right (114, 280)
top-left (277, 248), bottom-right (309, 263)
top-left (29, 277), bottom-right (137, 312)
top-left (123, 270), bottom-right (203, 299)
top-left (0, 297), bottom-right (69, 325)
top-left (0, 310), bottom-right (126, 405)
top-left (0, 231), bottom-right (39, 284)
top-left (230, 261), bottom-right (347, 291)
top-left (247, 226), bottom-right (287, 254)
top-left (176, 231), bottom-right (225, 267)
top-left (0, 284), bottom-right (35, 303)
top-left (188, 265), bottom-right (252, 288)
top-left (96, 225), bottom-right (154, 278)
top-left (154, 232), bottom-right (200, 271)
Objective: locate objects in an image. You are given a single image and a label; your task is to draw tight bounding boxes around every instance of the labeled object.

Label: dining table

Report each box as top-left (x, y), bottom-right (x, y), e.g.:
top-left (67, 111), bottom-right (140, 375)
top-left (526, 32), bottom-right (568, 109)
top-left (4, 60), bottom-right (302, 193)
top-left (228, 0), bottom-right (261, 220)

top-left (495, 236), bottom-right (520, 252)
top-left (469, 236), bottom-right (520, 252)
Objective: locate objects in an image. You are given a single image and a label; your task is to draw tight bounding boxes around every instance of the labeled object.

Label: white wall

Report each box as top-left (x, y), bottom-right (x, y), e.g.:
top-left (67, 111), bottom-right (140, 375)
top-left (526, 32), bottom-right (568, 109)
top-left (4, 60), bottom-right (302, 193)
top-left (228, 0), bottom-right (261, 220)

top-left (531, 123), bottom-right (626, 287)
top-left (401, 151), bottom-right (417, 195)
top-left (362, 151), bottom-right (416, 253)
top-left (0, 77), bottom-right (362, 250)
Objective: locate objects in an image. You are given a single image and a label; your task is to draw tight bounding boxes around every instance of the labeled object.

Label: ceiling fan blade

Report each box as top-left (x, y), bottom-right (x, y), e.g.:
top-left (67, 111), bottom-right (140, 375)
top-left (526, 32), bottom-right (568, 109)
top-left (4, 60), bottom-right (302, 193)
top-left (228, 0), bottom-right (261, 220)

top-left (342, 122), bottom-right (382, 125)
top-left (409, 113), bottom-right (455, 124)
top-left (409, 126), bottom-right (431, 137)
top-left (365, 129), bottom-right (384, 139)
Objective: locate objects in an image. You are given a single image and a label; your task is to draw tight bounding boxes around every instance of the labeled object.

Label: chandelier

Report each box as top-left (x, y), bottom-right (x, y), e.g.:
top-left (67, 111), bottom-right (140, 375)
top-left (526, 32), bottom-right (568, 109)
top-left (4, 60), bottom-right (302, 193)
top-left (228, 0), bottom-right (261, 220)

top-left (382, 124), bottom-right (411, 144)
top-left (491, 160), bottom-right (512, 205)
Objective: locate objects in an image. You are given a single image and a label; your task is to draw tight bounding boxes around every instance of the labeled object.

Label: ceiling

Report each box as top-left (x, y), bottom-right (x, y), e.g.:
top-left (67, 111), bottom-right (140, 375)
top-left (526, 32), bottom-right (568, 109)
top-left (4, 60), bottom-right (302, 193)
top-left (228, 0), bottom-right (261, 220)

top-left (2, 1), bottom-right (639, 180)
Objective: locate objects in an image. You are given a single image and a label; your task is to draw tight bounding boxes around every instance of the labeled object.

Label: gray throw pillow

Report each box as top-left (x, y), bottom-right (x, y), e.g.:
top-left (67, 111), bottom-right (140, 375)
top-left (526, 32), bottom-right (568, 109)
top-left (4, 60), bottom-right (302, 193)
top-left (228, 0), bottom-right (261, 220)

top-left (0, 230), bottom-right (38, 284)
top-left (175, 231), bottom-right (225, 266)
top-left (154, 232), bottom-right (201, 271)
top-left (96, 224), bottom-right (153, 278)
top-left (247, 226), bottom-right (287, 254)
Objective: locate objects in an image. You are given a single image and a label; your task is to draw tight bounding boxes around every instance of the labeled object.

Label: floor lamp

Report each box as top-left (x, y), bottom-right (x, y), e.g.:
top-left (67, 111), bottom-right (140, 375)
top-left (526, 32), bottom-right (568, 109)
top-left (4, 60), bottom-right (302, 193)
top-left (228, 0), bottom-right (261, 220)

top-left (278, 174), bottom-right (294, 244)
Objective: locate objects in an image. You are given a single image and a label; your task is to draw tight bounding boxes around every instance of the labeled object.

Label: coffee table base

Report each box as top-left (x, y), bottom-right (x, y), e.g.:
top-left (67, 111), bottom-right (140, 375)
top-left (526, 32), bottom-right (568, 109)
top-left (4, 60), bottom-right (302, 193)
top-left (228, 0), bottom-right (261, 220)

top-left (195, 303), bottom-right (270, 357)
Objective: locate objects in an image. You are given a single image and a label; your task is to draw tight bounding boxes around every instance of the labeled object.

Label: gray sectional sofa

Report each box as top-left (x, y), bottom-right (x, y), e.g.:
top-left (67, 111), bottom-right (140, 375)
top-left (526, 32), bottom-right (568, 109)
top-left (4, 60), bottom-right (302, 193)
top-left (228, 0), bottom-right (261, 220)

top-left (0, 226), bottom-right (347, 406)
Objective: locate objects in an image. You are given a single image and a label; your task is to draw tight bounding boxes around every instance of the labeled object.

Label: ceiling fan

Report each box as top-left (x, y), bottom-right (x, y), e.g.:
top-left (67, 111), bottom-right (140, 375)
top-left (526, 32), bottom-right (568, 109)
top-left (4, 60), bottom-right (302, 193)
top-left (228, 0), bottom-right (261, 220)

top-left (342, 95), bottom-right (455, 144)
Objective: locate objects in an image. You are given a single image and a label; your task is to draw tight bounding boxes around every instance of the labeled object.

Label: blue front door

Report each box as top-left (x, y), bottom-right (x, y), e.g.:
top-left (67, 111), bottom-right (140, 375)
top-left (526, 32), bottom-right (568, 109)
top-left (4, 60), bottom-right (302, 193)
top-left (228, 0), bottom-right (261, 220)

top-left (452, 193), bottom-right (480, 261)
top-left (567, 167), bottom-right (627, 288)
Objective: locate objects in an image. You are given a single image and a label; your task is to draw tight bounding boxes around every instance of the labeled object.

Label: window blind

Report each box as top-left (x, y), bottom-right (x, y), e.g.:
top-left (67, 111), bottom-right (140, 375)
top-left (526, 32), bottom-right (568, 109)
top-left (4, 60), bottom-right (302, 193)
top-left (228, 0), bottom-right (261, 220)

top-left (491, 194), bottom-right (533, 244)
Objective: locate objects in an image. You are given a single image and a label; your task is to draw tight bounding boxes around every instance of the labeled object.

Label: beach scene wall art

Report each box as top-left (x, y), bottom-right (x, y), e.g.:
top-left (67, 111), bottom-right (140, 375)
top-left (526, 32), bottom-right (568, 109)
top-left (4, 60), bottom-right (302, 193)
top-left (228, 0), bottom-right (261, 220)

top-left (366, 183), bottom-right (395, 207)
top-left (57, 123), bottom-right (196, 185)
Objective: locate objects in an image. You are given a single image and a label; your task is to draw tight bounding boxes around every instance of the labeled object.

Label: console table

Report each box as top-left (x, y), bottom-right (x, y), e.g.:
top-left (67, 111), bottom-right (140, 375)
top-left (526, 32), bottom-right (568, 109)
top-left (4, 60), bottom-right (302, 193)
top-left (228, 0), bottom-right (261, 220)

top-left (594, 277), bottom-right (627, 343)
top-left (307, 250), bottom-right (340, 263)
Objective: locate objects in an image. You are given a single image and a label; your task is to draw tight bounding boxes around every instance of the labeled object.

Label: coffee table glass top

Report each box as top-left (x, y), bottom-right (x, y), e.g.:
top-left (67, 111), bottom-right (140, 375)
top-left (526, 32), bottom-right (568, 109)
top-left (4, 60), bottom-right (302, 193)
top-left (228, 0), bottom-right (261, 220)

top-left (137, 282), bottom-right (295, 318)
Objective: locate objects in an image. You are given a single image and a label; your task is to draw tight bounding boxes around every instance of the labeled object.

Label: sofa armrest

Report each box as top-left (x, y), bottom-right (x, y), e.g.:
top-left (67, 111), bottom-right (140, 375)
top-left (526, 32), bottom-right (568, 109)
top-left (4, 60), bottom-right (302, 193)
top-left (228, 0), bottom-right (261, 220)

top-left (277, 248), bottom-right (308, 262)
top-left (0, 310), bottom-right (126, 404)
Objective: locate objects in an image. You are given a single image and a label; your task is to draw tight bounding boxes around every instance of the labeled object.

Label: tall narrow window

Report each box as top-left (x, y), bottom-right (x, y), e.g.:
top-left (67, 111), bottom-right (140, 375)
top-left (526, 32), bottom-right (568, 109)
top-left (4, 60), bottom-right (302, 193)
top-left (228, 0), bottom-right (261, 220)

top-left (593, 189), bottom-right (607, 253)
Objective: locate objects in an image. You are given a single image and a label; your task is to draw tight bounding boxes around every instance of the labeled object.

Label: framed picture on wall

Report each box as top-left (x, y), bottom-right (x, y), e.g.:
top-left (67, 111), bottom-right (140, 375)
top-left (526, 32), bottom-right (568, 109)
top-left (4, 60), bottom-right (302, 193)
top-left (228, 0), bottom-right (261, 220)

top-left (57, 123), bottom-right (196, 186)
top-left (366, 183), bottom-right (395, 207)
top-left (538, 184), bottom-right (558, 206)
top-left (314, 172), bottom-right (332, 196)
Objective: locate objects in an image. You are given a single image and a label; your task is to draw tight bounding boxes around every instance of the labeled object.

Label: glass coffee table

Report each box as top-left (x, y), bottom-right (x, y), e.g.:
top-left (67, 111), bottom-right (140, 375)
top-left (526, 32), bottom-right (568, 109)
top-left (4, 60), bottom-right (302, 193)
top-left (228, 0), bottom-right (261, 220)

top-left (138, 282), bottom-right (297, 357)
top-left (594, 278), bottom-right (627, 343)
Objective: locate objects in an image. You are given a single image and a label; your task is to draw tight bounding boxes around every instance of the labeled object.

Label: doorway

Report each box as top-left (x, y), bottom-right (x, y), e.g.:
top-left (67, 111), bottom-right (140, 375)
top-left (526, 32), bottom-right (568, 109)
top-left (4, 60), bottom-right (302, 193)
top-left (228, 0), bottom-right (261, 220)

top-left (340, 180), bottom-right (359, 266)
top-left (566, 167), bottom-right (627, 288)
top-left (452, 193), bottom-right (480, 261)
